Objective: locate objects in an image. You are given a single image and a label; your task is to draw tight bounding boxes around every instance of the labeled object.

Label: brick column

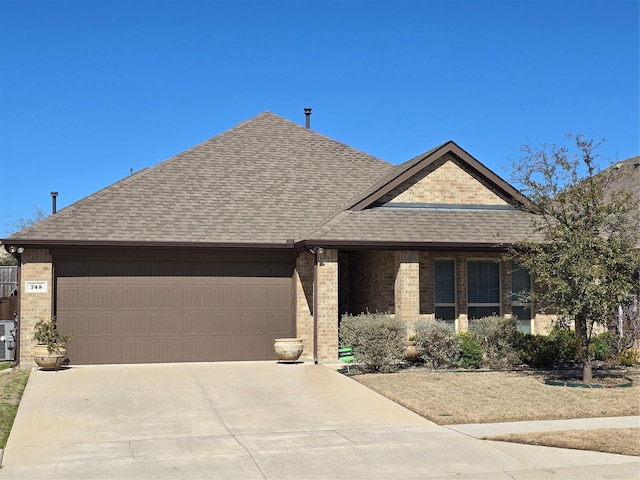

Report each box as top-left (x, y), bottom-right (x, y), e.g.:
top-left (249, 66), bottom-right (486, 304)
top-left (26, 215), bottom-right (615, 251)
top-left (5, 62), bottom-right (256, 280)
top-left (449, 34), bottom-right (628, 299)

top-left (18, 248), bottom-right (53, 365)
top-left (394, 251), bottom-right (420, 334)
top-left (457, 255), bottom-right (468, 332)
top-left (295, 252), bottom-right (314, 361)
top-left (316, 249), bottom-right (338, 362)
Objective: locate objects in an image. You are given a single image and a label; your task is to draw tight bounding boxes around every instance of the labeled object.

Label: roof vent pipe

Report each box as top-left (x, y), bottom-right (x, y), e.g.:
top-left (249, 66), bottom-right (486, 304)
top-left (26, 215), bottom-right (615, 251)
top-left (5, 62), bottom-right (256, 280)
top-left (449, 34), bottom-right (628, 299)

top-left (51, 191), bottom-right (58, 214)
top-left (304, 107), bottom-right (312, 129)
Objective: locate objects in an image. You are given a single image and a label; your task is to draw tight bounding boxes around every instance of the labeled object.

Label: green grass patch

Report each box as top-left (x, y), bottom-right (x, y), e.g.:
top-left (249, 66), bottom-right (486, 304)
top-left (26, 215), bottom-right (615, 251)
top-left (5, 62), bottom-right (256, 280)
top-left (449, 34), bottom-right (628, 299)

top-left (0, 362), bottom-right (11, 372)
top-left (0, 369), bottom-right (30, 448)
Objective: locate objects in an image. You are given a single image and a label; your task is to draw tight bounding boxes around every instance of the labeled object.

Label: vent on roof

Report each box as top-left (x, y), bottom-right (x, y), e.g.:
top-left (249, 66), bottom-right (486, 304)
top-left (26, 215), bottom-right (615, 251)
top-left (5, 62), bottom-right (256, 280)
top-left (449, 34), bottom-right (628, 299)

top-left (51, 191), bottom-right (58, 214)
top-left (304, 107), bottom-right (312, 129)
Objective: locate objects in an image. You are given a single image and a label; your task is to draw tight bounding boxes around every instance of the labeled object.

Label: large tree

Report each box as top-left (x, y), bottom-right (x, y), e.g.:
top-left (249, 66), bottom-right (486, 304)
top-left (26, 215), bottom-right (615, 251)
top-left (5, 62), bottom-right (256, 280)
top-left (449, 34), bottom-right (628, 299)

top-left (510, 134), bottom-right (640, 383)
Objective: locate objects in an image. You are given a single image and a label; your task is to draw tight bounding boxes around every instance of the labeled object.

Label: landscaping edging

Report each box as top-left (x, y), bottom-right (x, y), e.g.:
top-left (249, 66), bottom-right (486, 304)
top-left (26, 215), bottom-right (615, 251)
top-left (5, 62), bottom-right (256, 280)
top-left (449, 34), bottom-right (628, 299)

top-left (544, 378), bottom-right (633, 388)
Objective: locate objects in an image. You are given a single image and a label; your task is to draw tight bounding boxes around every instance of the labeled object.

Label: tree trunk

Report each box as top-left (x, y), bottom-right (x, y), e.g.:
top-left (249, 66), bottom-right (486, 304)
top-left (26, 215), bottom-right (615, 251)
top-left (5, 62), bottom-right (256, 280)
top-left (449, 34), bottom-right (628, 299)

top-left (575, 316), bottom-right (593, 384)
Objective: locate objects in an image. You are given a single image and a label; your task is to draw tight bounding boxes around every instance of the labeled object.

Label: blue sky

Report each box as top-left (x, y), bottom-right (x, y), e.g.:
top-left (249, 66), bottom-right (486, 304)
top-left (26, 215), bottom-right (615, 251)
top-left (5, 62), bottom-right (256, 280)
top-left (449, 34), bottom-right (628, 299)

top-left (1, 0), bottom-right (638, 233)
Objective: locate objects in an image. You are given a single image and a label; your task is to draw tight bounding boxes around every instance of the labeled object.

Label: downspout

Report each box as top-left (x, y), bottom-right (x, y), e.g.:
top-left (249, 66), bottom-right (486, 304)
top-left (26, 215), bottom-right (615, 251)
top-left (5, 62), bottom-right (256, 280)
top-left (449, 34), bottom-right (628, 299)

top-left (313, 249), bottom-right (318, 364)
top-left (10, 249), bottom-right (23, 368)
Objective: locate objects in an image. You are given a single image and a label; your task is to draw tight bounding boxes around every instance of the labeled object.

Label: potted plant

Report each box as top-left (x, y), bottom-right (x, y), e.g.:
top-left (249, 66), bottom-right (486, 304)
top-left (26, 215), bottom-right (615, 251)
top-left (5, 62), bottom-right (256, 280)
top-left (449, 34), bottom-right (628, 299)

top-left (32, 318), bottom-right (72, 370)
top-left (405, 335), bottom-right (420, 362)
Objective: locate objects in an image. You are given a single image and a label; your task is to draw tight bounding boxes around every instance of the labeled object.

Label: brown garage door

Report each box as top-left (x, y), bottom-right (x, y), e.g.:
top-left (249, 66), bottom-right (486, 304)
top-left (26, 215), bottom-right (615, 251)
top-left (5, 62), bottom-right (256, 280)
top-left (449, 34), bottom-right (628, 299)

top-left (56, 256), bottom-right (294, 364)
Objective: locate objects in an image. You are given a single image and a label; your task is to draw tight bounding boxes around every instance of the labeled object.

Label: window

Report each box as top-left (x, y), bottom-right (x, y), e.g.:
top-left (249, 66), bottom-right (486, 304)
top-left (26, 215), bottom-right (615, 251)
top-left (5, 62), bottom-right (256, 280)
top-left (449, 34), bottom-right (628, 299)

top-left (511, 262), bottom-right (532, 333)
top-left (467, 260), bottom-right (500, 319)
top-left (434, 259), bottom-right (456, 326)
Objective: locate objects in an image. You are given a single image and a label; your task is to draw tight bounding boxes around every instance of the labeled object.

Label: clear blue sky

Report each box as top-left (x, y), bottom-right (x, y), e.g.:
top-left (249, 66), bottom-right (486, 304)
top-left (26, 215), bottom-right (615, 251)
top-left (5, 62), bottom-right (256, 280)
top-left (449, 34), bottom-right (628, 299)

top-left (1, 0), bottom-right (638, 234)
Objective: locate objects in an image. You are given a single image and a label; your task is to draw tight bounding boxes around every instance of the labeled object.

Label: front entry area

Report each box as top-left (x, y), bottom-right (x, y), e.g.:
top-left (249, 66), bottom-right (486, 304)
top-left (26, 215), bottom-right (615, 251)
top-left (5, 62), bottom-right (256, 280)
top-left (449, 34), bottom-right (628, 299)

top-left (55, 252), bottom-right (294, 364)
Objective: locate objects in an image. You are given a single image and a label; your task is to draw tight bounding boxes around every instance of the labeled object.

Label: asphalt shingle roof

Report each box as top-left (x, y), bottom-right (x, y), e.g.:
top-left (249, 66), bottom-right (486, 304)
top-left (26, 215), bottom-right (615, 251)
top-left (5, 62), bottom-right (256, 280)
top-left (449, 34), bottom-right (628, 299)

top-left (7, 112), bottom-right (393, 244)
top-left (305, 207), bottom-right (542, 245)
top-left (5, 111), bottom-right (572, 249)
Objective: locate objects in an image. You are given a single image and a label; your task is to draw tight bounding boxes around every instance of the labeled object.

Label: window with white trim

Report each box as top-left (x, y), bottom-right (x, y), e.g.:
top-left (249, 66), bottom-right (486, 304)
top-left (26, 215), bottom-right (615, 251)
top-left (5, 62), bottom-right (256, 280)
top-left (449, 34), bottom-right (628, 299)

top-left (467, 260), bottom-right (500, 319)
top-left (511, 262), bottom-right (532, 333)
top-left (434, 259), bottom-right (456, 327)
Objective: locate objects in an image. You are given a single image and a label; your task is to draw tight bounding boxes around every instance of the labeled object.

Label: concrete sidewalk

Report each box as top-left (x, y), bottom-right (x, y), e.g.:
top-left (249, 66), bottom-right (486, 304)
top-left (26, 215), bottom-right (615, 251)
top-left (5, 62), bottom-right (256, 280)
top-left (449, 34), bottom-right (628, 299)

top-left (449, 415), bottom-right (640, 438)
top-left (1, 362), bottom-right (638, 479)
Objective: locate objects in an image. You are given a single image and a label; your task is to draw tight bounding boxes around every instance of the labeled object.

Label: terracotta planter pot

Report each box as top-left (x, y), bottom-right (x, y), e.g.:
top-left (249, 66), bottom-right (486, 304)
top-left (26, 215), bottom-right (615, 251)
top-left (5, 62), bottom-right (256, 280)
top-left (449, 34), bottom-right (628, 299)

top-left (274, 338), bottom-right (303, 362)
top-left (405, 340), bottom-right (420, 362)
top-left (33, 344), bottom-right (67, 371)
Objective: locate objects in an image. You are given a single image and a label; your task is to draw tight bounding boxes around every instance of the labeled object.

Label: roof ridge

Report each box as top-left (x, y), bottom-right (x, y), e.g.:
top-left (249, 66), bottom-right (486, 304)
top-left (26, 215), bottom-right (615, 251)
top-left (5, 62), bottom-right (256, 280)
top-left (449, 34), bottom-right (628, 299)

top-left (6, 112), bottom-right (283, 239)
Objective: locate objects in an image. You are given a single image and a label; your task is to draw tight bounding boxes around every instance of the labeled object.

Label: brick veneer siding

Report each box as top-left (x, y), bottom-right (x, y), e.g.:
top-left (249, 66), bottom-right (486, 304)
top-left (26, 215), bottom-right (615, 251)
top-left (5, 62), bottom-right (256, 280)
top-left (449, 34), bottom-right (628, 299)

top-left (316, 249), bottom-right (338, 361)
top-left (382, 154), bottom-right (508, 206)
top-left (295, 251), bottom-right (314, 361)
top-left (348, 251), bottom-right (395, 314)
top-left (18, 248), bottom-right (53, 366)
top-left (394, 251), bottom-right (420, 332)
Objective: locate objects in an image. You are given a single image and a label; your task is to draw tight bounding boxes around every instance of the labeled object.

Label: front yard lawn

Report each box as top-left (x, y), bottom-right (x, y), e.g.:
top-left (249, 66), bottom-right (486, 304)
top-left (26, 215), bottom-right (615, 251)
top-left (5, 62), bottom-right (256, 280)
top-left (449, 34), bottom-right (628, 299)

top-left (355, 367), bottom-right (640, 456)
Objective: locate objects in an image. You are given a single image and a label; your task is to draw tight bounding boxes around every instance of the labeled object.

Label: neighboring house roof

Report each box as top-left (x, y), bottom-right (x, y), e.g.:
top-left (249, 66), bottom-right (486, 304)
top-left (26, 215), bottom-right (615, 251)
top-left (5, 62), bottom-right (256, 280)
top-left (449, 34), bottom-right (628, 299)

top-left (3, 111), bottom-right (546, 250)
top-left (605, 156), bottom-right (640, 203)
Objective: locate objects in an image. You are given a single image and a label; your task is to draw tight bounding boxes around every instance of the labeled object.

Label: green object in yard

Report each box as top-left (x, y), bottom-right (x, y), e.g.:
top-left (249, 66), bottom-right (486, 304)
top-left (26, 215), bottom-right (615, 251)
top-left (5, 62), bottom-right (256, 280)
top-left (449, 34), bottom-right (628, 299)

top-left (338, 347), bottom-right (355, 373)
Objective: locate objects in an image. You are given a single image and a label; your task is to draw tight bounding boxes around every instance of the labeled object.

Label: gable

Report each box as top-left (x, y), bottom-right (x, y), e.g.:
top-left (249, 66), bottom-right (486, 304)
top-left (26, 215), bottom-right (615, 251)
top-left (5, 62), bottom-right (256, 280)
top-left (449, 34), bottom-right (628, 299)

top-left (380, 153), bottom-right (508, 206)
top-left (348, 141), bottom-right (528, 211)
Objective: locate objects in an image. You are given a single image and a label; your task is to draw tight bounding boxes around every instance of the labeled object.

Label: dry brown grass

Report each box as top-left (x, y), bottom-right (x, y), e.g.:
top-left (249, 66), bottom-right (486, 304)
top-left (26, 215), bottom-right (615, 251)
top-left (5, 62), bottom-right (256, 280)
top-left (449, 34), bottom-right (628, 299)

top-left (487, 429), bottom-right (640, 457)
top-left (355, 369), bottom-right (640, 425)
top-left (355, 368), bottom-right (640, 456)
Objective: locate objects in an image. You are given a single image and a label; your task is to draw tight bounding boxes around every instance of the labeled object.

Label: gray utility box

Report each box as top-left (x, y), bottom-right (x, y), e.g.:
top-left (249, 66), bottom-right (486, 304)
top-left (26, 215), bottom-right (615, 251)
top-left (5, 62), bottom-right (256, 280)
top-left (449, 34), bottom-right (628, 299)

top-left (0, 320), bottom-right (16, 361)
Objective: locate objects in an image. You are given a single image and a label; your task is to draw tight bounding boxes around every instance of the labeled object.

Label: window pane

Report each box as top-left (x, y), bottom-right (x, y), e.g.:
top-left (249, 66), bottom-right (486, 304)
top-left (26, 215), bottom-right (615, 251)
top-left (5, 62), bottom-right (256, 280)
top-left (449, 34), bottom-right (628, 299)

top-left (511, 263), bottom-right (531, 302)
top-left (467, 260), bottom-right (500, 303)
top-left (468, 306), bottom-right (500, 320)
top-left (517, 319), bottom-right (532, 334)
top-left (512, 305), bottom-right (531, 321)
top-left (435, 306), bottom-right (456, 321)
top-left (435, 260), bottom-right (455, 303)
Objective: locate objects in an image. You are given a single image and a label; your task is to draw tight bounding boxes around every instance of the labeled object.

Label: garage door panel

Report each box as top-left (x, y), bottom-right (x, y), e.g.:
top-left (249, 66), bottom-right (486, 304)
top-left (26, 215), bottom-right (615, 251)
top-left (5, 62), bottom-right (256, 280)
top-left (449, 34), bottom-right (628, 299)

top-left (56, 258), bottom-right (294, 364)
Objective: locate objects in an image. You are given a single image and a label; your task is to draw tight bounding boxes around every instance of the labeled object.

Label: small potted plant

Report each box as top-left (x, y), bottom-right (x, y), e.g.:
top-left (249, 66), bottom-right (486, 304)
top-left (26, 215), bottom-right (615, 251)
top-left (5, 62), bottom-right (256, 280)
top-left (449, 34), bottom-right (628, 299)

top-left (32, 318), bottom-right (72, 370)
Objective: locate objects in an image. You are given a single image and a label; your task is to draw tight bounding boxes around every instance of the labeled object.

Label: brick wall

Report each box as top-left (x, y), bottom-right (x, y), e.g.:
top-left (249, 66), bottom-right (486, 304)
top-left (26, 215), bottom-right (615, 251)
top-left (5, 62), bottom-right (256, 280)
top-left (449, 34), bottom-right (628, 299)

top-left (381, 154), bottom-right (508, 206)
top-left (394, 251), bottom-right (420, 332)
top-left (295, 252), bottom-right (314, 361)
top-left (316, 249), bottom-right (338, 361)
top-left (18, 248), bottom-right (53, 365)
top-left (348, 251), bottom-right (395, 314)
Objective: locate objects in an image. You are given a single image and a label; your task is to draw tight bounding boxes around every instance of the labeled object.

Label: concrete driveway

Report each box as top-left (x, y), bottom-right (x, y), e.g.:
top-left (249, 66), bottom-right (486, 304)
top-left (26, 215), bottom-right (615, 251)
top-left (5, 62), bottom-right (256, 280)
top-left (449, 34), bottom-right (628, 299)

top-left (1, 362), bottom-right (638, 479)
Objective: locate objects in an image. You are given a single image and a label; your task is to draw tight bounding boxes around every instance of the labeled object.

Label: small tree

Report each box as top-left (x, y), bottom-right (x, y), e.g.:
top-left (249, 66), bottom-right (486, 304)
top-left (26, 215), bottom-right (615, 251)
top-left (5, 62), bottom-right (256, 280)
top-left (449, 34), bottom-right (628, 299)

top-left (510, 135), bottom-right (640, 383)
top-left (4, 205), bottom-right (46, 236)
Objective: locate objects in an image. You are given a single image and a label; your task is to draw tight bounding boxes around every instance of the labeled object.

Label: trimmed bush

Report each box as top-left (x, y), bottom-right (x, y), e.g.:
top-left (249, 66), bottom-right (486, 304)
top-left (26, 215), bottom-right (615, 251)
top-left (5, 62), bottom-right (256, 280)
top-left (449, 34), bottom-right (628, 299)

top-left (590, 332), bottom-right (623, 362)
top-left (339, 313), bottom-right (406, 373)
top-left (457, 332), bottom-right (483, 369)
top-left (516, 326), bottom-right (581, 368)
top-left (469, 316), bottom-right (520, 369)
top-left (516, 333), bottom-right (555, 368)
top-left (618, 348), bottom-right (639, 367)
top-left (414, 320), bottom-right (459, 369)
top-left (547, 326), bottom-right (581, 364)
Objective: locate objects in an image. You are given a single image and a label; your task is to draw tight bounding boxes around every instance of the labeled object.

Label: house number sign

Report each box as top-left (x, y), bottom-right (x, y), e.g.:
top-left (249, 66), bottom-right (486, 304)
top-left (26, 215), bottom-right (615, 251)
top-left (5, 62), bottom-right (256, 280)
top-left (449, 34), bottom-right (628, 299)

top-left (25, 281), bottom-right (48, 293)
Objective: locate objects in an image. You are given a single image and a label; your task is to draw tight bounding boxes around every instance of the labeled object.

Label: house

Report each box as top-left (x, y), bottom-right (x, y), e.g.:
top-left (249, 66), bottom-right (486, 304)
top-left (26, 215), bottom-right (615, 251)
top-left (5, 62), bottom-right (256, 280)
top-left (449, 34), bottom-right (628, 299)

top-left (3, 111), bottom-right (551, 366)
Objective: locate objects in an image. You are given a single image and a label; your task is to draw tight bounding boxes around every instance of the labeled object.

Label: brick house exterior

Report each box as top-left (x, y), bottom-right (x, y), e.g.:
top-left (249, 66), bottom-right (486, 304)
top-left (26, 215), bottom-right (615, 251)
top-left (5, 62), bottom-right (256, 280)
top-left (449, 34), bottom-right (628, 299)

top-left (4, 112), bottom-right (555, 366)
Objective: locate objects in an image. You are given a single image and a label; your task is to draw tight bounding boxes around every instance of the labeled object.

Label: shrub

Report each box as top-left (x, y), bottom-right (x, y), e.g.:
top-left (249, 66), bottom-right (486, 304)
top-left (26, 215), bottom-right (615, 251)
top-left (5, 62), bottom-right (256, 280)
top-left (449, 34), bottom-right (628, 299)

top-left (413, 320), bottom-right (460, 369)
top-left (339, 313), bottom-right (406, 373)
top-left (469, 316), bottom-right (520, 369)
top-left (547, 326), bottom-right (581, 364)
top-left (618, 348), bottom-right (639, 367)
top-left (457, 332), bottom-right (483, 369)
top-left (516, 326), bottom-right (581, 368)
top-left (517, 333), bottom-right (556, 368)
top-left (590, 332), bottom-right (624, 363)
